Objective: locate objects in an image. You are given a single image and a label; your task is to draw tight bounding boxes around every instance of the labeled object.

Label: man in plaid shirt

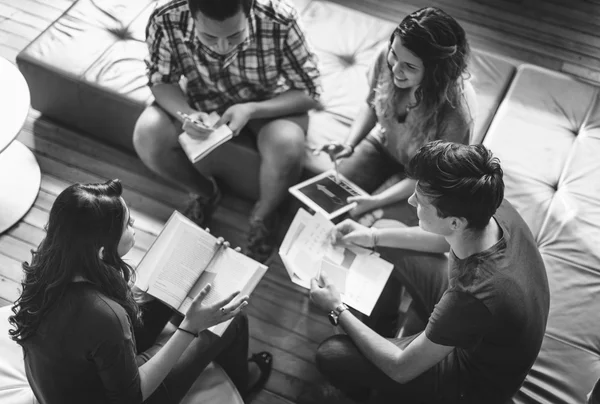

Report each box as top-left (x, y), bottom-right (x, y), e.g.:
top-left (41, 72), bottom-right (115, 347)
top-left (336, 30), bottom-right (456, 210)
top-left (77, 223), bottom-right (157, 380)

top-left (133, 0), bottom-right (321, 262)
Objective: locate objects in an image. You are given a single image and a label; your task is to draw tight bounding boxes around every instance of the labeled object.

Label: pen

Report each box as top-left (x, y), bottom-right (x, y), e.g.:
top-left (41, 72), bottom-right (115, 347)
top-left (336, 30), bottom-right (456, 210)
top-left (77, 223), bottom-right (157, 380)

top-left (333, 158), bottom-right (340, 183)
top-left (177, 111), bottom-right (204, 126)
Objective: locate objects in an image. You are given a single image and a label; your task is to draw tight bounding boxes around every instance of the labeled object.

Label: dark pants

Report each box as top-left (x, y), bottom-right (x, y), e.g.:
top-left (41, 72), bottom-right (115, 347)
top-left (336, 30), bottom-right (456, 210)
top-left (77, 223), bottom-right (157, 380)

top-left (338, 134), bottom-right (420, 227)
top-left (133, 300), bottom-right (249, 404)
top-left (316, 248), bottom-right (456, 403)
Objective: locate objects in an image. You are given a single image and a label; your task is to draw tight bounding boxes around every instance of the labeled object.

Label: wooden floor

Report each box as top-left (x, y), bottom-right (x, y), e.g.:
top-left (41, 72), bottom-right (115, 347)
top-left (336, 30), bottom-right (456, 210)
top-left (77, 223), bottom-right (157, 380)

top-left (1, 0), bottom-right (599, 403)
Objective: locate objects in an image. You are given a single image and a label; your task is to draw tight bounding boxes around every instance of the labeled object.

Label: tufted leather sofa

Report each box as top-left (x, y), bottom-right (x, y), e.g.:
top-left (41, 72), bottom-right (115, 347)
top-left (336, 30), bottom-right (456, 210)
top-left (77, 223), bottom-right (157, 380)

top-left (13, 0), bottom-right (600, 403)
top-left (16, 0), bottom-right (515, 200)
top-left (482, 65), bottom-right (600, 404)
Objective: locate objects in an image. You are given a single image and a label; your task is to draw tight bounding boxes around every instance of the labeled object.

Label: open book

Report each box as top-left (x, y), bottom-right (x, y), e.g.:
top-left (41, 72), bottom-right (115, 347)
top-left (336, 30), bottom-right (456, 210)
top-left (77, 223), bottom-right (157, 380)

top-left (178, 112), bottom-right (233, 163)
top-left (135, 211), bottom-right (268, 336)
top-left (279, 209), bottom-right (393, 316)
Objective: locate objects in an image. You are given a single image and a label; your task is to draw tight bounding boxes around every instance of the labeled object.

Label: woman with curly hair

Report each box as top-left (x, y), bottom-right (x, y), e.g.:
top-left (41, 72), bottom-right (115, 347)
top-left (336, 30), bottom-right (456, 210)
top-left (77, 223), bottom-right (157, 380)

top-left (9, 179), bottom-right (271, 404)
top-left (319, 7), bottom-right (477, 226)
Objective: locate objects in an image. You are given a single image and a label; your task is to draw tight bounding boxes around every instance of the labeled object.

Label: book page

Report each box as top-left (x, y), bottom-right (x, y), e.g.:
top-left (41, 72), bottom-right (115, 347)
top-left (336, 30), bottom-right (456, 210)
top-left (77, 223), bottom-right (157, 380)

top-left (179, 247), bottom-right (267, 336)
top-left (142, 214), bottom-right (220, 309)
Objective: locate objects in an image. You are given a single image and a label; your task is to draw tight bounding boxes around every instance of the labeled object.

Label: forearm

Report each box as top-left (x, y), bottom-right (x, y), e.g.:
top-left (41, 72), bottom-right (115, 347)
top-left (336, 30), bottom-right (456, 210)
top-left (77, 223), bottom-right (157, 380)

top-left (137, 328), bottom-right (195, 399)
top-left (151, 83), bottom-right (194, 124)
top-left (373, 178), bottom-right (417, 206)
top-left (338, 310), bottom-right (404, 383)
top-left (249, 90), bottom-right (320, 120)
top-left (345, 103), bottom-right (377, 148)
top-left (376, 226), bottom-right (450, 253)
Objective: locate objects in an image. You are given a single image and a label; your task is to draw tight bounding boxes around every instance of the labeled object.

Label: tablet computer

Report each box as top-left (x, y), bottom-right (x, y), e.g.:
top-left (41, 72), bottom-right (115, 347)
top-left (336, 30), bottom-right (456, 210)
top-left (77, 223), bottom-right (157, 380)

top-left (289, 170), bottom-right (369, 219)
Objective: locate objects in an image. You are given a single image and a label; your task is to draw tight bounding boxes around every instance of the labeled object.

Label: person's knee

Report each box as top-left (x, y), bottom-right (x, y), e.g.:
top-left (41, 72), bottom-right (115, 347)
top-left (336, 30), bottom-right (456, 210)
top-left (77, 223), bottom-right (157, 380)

top-left (133, 106), bottom-right (178, 164)
top-left (315, 334), bottom-right (353, 375)
top-left (259, 123), bottom-right (306, 166)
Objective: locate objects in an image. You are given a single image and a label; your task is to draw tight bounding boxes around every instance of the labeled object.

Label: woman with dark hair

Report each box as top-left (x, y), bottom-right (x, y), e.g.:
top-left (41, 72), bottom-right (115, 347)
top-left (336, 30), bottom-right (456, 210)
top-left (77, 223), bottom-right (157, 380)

top-left (319, 7), bottom-right (476, 226)
top-left (9, 179), bottom-right (271, 404)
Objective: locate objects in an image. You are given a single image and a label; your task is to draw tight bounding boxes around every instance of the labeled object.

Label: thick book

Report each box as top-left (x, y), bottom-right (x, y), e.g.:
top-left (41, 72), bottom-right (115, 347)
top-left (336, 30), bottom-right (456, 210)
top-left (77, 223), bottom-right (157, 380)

top-left (279, 208), bottom-right (393, 316)
top-left (178, 112), bottom-right (233, 163)
top-left (135, 211), bottom-right (268, 336)
top-left (289, 170), bottom-right (369, 220)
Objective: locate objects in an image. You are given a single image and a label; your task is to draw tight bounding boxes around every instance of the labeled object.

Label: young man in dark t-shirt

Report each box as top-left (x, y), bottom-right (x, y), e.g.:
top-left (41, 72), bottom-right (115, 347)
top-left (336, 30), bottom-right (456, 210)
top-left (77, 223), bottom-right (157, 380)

top-left (309, 141), bottom-right (550, 403)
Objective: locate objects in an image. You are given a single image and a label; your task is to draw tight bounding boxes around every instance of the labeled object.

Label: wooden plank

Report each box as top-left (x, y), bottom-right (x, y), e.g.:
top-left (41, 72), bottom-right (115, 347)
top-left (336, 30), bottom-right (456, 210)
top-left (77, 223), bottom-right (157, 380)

top-left (253, 390), bottom-right (296, 404)
top-left (23, 114), bottom-right (190, 208)
top-left (4, 9), bottom-right (53, 30)
top-left (474, 0), bottom-right (600, 37)
top-left (0, 296), bottom-right (10, 308)
top-left (0, 27), bottom-right (30, 50)
top-left (0, 254), bottom-right (23, 283)
top-left (0, 275), bottom-right (21, 303)
top-left (253, 277), bottom-right (331, 327)
top-left (0, 3), bottom-right (21, 20)
top-left (0, 18), bottom-right (43, 41)
top-left (19, 127), bottom-right (251, 235)
top-left (247, 309), bottom-right (325, 361)
top-left (0, 234), bottom-right (33, 262)
top-left (562, 63), bottom-right (600, 84)
top-left (261, 368), bottom-right (313, 403)
top-left (6, 0), bottom-right (66, 22)
top-left (31, 153), bottom-right (168, 235)
top-left (250, 337), bottom-right (322, 384)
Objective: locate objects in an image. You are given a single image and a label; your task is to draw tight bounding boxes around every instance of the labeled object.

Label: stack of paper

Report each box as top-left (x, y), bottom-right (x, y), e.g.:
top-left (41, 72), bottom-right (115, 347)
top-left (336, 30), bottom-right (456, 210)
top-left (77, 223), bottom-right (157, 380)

top-left (279, 209), bottom-right (393, 316)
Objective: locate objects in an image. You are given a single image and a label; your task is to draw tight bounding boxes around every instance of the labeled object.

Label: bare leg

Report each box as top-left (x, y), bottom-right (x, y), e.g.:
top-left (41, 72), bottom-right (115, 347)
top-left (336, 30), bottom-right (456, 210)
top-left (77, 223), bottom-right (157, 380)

top-left (251, 114), bottom-right (308, 220)
top-left (132, 104), bottom-right (214, 196)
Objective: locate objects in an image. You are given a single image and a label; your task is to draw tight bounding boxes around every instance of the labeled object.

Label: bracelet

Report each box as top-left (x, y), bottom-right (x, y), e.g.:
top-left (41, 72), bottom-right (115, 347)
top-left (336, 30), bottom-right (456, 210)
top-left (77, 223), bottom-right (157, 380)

top-left (370, 228), bottom-right (379, 248)
top-left (177, 327), bottom-right (199, 338)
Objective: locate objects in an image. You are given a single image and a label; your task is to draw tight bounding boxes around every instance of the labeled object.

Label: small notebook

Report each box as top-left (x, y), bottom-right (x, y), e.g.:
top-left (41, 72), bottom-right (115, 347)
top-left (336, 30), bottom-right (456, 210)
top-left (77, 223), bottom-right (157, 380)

top-left (178, 112), bottom-right (233, 163)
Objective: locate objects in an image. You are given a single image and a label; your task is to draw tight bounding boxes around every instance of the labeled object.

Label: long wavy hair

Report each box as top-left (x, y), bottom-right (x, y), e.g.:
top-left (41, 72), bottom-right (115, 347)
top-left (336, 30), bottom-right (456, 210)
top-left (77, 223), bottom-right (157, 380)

top-left (373, 7), bottom-right (470, 152)
top-left (9, 179), bottom-right (141, 342)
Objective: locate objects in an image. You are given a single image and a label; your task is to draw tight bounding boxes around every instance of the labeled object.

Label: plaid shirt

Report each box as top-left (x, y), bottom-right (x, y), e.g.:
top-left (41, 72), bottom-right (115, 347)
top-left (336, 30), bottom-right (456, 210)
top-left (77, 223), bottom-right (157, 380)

top-left (145, 0), bottom-right (321, 114)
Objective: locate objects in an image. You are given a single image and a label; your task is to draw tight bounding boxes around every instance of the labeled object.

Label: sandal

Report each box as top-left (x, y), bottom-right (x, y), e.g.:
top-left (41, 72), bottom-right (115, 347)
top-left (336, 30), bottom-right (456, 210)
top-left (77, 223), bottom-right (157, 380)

top-left (245, 351), bottom-right (273, 397)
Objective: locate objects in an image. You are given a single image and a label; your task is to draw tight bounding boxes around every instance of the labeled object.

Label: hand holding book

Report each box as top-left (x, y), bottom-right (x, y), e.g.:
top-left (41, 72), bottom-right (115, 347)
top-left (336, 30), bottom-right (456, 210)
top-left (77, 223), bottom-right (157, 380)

top-left (179, 283), bottom-right (248, 336)
top-left (135, 211), bottom-right (268, 336)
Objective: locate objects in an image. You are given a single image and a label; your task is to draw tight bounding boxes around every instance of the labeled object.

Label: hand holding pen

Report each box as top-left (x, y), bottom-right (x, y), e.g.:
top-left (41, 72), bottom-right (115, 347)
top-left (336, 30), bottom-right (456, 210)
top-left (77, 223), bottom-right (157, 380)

top-left (178, 111), bottom-right (215, 139)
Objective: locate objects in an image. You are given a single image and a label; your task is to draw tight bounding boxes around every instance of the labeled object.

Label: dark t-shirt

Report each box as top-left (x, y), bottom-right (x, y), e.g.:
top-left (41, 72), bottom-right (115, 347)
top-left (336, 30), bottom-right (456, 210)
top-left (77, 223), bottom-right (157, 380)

top-left (425, 200), bottom-right (550, 403)
top-left (22, 282), bottom-right (143, 404)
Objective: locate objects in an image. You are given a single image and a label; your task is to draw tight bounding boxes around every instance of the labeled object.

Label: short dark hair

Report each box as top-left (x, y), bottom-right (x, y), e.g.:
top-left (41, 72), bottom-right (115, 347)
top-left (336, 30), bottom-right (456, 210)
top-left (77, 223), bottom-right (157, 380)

top-left (188, 0), bottom-right (253, 21)
top-left (407, 141), bottom-right (504, 230)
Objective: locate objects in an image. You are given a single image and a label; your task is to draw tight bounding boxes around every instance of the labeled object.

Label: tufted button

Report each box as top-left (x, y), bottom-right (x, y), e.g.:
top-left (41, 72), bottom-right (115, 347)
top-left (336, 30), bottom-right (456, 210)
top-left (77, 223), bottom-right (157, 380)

top-left (337, 53), bottom-right (356, 68)
top-left (108, 26), bottom-right (134, 40)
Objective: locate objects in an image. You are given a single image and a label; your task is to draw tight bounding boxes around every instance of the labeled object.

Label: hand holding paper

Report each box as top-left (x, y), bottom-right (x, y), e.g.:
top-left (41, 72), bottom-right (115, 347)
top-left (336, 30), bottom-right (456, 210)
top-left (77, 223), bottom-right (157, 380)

top-left (332, 219), bottom-right (377, 248)
top-left (309, 271), bottom-right (343, 313)
top-left (280, 208), bottom-right (393, 316)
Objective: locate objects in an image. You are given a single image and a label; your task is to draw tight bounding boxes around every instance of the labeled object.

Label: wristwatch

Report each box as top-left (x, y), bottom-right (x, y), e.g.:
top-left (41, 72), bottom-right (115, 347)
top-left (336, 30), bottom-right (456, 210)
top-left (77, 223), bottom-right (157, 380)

top-left (328, 303), bottom-right (349, 326)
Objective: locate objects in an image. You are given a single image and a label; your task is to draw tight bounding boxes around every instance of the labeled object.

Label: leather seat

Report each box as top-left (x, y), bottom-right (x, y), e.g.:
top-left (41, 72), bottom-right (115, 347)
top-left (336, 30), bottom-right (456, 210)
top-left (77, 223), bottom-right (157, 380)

top-left (16, 0), bottom-right (516, 200)
top-left (482, 64), bottom-right (600, 404)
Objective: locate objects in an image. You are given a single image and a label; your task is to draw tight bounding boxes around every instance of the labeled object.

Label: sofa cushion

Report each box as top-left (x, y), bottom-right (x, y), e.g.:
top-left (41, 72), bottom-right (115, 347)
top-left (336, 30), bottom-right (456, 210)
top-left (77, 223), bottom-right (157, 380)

top-left (0, 305), bottom-right (243, 404)
top-left (16, 0), bottom-right (517, 200)
top-left (482, 64), bottom-right (600, 404)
